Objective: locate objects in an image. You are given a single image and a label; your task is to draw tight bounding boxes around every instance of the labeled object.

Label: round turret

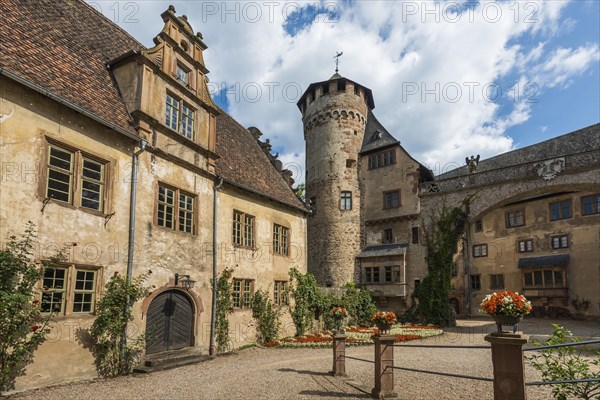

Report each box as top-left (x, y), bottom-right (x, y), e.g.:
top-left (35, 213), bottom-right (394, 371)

top-left (298, 75), bottom-right (374, 287)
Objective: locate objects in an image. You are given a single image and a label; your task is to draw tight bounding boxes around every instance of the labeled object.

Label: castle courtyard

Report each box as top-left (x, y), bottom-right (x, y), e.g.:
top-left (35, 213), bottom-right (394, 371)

top-left (11, 318), bottom-right (599, 400)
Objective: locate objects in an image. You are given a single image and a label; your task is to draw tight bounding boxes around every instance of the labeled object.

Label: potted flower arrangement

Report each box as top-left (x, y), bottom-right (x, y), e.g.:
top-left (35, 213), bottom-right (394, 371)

top-left (371, 311), bottom-right (397, 334)
top-left (331, 307), bottom-right (348, 333)
top-left (480, 291), bottom-right (532, 333)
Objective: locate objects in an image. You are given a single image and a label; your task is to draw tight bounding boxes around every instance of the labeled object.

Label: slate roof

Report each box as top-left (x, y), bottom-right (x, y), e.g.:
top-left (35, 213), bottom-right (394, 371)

top-left (215, 111), bottom-right (308, 212)
top-left (436, 123), bottom-right (600, 180)
top-left (357, 243), bottom-right (408, 258)
top-left (518, 254), bottom-right (570, 269)
top-left (360, 110), bottom-right (400, 154)
top-left (2, 0), bottom-right (305, 212)
top-left (0, 0), bottom-right (143, 135)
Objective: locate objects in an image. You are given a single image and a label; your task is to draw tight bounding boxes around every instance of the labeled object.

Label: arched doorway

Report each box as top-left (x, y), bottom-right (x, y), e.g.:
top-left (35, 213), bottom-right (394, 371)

top-left (146, 290), bottom-right (194, 354)
top-left (450, 298), bottom-right (460, 315)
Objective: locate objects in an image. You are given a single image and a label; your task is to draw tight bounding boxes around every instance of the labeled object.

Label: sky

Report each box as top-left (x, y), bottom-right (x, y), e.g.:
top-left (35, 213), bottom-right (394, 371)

top-left (89, 0), bottom-right (600, 181)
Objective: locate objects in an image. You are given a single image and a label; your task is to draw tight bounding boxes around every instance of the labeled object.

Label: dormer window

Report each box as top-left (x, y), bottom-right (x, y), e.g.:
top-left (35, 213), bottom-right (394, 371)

top-left (176, 64), bottom-right (189, 87)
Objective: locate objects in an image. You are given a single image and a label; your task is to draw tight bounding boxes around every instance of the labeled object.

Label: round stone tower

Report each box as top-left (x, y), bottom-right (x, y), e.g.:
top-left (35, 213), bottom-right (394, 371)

top-left (297, 74), bottom-right (374, 287)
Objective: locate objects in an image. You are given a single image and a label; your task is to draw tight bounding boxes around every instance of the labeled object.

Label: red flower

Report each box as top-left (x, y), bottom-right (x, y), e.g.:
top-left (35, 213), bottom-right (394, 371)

top-left (122, 324), bottom-right (127, 329)
top-left (31, 326), bottom-right (39, 332)
top-left (32, 300), bottom-right (39, 305)
top-left (43, 286), bottom-right (49, 291)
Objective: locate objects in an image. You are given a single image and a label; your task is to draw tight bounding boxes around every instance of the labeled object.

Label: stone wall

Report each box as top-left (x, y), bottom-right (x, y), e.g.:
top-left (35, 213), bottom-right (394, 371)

top-left (303, 80), bottom-right (368, 287)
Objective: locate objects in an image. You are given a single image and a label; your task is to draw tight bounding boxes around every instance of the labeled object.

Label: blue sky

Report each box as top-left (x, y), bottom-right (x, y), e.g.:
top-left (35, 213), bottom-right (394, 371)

top-left (93, 0), bottom-right (600, 180)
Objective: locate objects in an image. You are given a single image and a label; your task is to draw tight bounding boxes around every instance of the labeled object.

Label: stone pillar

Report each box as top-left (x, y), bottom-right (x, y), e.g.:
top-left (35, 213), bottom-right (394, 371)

top-left (372, 335), bottom-right (397, 399)
top-left (332, 334), bottom-right (347, 377)
top-left (485, 332), bottom-right (529, 400)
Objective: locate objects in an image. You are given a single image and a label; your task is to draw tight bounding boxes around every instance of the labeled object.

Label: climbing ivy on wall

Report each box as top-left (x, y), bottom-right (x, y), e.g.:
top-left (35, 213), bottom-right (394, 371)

top-left (407, 195), bottom-right (473, 326)
top-left (215, 268), bottom-right (234, 353)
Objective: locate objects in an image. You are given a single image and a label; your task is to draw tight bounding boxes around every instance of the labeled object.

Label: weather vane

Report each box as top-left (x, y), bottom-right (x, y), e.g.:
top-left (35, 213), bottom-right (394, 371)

top-left (333, 51), bottom-right (343, 74)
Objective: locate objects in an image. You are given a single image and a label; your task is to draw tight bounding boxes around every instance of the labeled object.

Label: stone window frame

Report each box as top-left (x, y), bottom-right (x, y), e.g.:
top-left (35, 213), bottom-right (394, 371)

top-left (340, 191), bottom-right (352, 211)
top-left (383, 189), bottom-right (401, 210)
top-left (309, 197), bottom-right (317, 216)
top-left (273, 280), bottom-right (288, 306)
top-left (489, 274), bottom-right (505, 290)
top-left (39, 137), bottom-right (112, 216)
top-left (383, 266), bottom-right (401, 283)
top-left (39, 263), bottom-right (102, 317)
top-left (517, 239), bottom-right (534, 253)
top-left (581, 194), bottom-right (600, 216)
top-left (472, 244), bottom-right (488, 258)
top-left (155, 182), bottom-right (197, 235)
top-left (522, 268), bottom-right (566, 289)
top-left (551, 234), bottom-right (569, 249)
top-left (411, 226), bottom-right (420, 244)
top-left (368, 149), bottom-right (396, 170)
top-left (364, 267), bottom-right (380, 284)
top-left (474, 219), bottom-right (483, 232)
top-left (470, 274), bottom-right (481, 291)
top-left (505, 209), bottom-right (525, 228)
top-left (232, 210), bottom-right (256, 249)
top-left (232, 278), bottom-right (254, 309)
top-left (549, 199), bottom-right (572, 221)
top-left (165, 92), bottom-right (196, 141)
top-left (273, 224), bottom-right (290, 256)
top-left (382, 228), bottom-right (393, 244)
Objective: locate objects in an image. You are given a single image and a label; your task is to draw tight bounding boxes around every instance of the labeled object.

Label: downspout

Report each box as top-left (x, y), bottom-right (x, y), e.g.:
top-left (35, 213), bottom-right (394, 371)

top-left (403, 248), bottom-right (407, 298)
top-left (122, 140), bottom-right (147, 359)
top-left (464, 223), bottom-right (473, 317)
top-left (209, 176), bottom-right (224, 355)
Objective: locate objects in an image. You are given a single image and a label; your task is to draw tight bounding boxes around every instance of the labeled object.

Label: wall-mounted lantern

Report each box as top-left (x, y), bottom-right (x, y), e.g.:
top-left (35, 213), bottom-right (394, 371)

top-left (174, 273), bottom-right (196, 290)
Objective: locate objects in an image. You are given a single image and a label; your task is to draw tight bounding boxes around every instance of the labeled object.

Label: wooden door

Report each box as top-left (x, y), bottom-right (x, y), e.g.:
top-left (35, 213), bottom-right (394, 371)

top-left (146, 290), bottom-right (194, 354)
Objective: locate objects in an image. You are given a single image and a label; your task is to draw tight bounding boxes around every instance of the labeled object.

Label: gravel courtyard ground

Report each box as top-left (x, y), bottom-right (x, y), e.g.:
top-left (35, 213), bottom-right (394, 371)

top-left (11, 318), bottom-right (599, 400)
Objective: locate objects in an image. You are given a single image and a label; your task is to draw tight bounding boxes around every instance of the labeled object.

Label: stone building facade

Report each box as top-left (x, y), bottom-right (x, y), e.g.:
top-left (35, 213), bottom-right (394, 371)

top-left (300, 73), bottom-right (599, 317)
top-left (1, 1), bottom-right (307, 392)
top-left (421, 124), bottom-right (600, 318)
top-left (298, 75), bottom-right (432, 311)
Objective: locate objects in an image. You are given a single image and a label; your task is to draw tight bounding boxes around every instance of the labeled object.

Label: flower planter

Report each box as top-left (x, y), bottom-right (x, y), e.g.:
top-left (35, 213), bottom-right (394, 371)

top-left (491, 314), bottom-right (523, 334)
top-left (375, 322), bottom-right (392, 334)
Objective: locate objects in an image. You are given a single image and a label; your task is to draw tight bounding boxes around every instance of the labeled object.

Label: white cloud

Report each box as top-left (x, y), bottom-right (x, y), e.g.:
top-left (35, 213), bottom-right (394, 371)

top-left (100, 0), bottom-right (597, 183)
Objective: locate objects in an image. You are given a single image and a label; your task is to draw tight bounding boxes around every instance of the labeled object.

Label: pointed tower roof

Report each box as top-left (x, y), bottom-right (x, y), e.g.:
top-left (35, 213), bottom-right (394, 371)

top-left (359, 110), bottom-right (400, 154)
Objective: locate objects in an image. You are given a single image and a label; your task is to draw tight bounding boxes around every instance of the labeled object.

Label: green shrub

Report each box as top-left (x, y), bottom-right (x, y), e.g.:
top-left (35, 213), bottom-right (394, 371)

top-left (89, 271), bottom-right (150, 377)
top-left (251, 289), bottom-right (282, 344)
top-left (288, 267), bottom-right (324, 336)
top-left (343, 283), bottom-right (377, 326)
top-left (215, 268), bottom-right (233, 353)
top-left (528, 324), bottom-right (600, 400)
top-left (0, 223), bottom-right (58, 392)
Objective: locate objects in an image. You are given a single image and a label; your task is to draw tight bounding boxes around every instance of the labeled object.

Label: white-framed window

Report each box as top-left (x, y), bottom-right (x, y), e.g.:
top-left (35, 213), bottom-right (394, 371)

top-left (233, 210), bottom-right (255, 248)
top-left (518, 239), bottom-right (534, 253)
top-left (551, 235), bottom-right (569, 249)
top-left (232, 279), bottom-right (254, 309)
top-left (274, 280), bottom-right (288, 306)
top-left (157, 184), bottom-right (195, 234)
top-left (45, 143), bottom-right (107, 213)
top-left (340, 191), bottom-right (352, 210)
top-left (273, 224), bottom-right (289, 256)
top-left (165, 94), bottom-right (195, 140)
top-left (40, 265), bottom-right (99, 315)
top-left (473, 244), bottom-right (488, 258)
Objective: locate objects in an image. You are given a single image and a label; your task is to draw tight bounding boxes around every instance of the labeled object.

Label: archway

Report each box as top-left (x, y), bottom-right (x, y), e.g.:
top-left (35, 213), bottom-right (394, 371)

top-left (449, 297), bottom-right (460, 315)
top-left (146, 290), bottom-right (194, 354)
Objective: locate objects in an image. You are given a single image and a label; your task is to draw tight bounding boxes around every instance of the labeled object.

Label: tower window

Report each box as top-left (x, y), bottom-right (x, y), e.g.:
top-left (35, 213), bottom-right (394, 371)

top-left (340, 191), bottom-right (352, 210)
top-left (383, 229), bottom-right (393, 244)
top-left (411, 227), bottom-right (419, 244)
top-left (337, 80), bottom-right (345, 92)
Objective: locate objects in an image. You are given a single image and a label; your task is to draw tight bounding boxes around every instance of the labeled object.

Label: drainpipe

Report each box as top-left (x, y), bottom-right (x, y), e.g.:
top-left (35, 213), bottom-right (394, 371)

top-left (403, 248), bottom-right (407, 298)
top-left (122, 140), bottom-right (147, 360)
top-left (209, 176), bottom-right (224, 355)
top-left (464, 223), bottom-right (473, 317)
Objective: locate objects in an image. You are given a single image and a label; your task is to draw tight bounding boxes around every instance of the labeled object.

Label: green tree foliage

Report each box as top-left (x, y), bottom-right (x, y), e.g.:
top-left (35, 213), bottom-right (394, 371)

top-left (251, 289), bottom-right (282, 344)
top-left (406, 195), bottom-right (472, 326)
top-left (0, 223), bottom-right (58, 392)
top-left (89, 271), bottom-right (150, 377)
top-left (343, 283), bottom-right (378, 327)
top-left (215, 268), bottom-right (233, 353)
top-left (528, 324), bottom-right (600, 400)
top-left (294, 183), bottom-right (306, 201)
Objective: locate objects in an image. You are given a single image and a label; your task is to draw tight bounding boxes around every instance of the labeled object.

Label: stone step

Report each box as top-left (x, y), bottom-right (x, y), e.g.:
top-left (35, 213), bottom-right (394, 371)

top-left (134, 348), bottom-right (214, 373)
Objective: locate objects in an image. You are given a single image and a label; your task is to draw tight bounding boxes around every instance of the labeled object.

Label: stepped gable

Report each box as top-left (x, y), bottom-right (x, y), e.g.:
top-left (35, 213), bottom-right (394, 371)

top-left (1, 0), bottom-right (145, 135)
top-left (215, 110), bottom-right (308, 212)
